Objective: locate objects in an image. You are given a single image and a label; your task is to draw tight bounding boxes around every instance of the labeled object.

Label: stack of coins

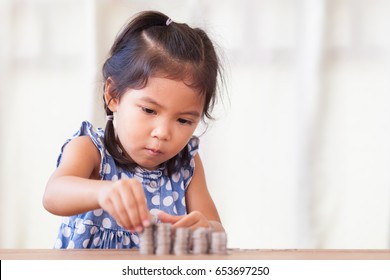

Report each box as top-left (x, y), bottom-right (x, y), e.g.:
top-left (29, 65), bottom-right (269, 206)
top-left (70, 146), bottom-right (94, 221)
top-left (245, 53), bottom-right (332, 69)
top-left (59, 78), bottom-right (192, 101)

top-left (139, 224), bottom-right (155, 255)
top-left (191, 227), bottom-right (210, 255)
top-left (209, 231), bottom-right (228, 254)
top-left (139, 223), bottom-right (228, 255)
top-left (172, 227), bottom-right (191, 255)
top-left (155, 223), bottom-right (173, 255)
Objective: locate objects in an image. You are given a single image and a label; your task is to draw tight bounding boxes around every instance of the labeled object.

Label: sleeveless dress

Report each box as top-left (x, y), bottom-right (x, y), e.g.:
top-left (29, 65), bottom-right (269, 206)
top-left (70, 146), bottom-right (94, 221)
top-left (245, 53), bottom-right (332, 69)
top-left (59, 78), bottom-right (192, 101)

top-left (53, 121), bottom-right (199, 249)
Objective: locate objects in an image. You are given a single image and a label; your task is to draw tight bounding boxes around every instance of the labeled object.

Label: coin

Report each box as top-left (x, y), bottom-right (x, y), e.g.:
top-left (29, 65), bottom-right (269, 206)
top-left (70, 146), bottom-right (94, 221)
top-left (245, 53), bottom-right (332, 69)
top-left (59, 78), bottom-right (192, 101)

top-left (173, 227), bottom-right (191, 255)
top-left (139, 224), bottom-right (155, 255)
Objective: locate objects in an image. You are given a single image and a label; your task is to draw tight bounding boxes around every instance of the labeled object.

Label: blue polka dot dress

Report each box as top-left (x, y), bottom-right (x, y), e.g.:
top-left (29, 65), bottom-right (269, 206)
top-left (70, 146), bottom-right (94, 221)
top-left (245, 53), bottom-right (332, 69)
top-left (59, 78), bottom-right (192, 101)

top-left (53, 121), bottom-right (199, 249)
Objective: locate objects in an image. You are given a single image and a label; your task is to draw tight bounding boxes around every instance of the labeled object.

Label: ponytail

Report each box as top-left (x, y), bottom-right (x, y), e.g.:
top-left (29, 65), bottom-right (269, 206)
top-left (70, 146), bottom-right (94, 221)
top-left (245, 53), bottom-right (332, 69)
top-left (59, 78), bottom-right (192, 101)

top-left (103, 115), bottom-right (137, 170)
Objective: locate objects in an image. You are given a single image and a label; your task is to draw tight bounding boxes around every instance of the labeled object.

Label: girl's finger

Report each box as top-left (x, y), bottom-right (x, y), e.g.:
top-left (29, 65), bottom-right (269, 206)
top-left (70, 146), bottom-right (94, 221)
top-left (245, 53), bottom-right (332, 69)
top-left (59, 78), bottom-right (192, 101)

top-left (104, 195), bottom-right (129, 231)
top-left (119, 181), bottom-right (142, 231)
top-left (157, 210), bottom-right (182, 224)
top-left (111, 188), bottom-right (134, 231)
top-left (131, 182), bottom-right (151, 228)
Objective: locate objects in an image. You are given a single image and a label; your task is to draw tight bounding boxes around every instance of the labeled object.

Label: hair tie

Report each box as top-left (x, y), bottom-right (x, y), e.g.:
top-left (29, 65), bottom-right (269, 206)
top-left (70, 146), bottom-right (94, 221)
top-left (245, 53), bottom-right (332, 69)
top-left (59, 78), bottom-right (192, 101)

top-left (106, 115), bottom-right (114, 121)
top-left (166, 18), bottom-right (173, 26)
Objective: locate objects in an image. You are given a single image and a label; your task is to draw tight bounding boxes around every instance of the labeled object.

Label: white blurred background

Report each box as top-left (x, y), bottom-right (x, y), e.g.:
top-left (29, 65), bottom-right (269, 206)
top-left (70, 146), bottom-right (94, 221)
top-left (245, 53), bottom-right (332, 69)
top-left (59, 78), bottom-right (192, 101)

top-left (1, 0), bottom-right (390, 249)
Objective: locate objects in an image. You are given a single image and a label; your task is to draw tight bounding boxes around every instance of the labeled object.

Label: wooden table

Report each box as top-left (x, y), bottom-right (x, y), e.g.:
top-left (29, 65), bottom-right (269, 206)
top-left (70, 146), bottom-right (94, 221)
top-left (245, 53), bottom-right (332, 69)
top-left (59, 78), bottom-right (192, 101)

top-left (1, 249), bottom-right (390, 260)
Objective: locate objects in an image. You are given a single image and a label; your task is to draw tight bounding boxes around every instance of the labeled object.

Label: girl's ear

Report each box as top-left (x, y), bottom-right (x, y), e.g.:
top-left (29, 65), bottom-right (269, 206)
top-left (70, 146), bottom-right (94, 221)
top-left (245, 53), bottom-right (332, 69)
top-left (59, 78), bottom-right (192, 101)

top-left (104, 77), bottom-right (119, 112)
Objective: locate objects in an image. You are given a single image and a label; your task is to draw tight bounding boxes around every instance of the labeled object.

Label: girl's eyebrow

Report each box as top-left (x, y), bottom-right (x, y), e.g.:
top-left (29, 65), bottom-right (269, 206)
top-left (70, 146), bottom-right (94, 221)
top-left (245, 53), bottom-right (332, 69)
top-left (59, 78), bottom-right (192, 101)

top-left (139, 96), bottom-right (201, 118)
top-left (139, 96), bottom-right (161, 107)
top-left (180, 110), bottom-right (201, 118)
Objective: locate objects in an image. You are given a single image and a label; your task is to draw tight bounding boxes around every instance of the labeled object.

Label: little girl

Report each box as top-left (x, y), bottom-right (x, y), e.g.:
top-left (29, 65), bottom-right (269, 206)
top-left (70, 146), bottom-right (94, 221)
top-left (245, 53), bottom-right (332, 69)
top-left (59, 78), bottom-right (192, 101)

top-left (43, 10), bottom-right (225, 249)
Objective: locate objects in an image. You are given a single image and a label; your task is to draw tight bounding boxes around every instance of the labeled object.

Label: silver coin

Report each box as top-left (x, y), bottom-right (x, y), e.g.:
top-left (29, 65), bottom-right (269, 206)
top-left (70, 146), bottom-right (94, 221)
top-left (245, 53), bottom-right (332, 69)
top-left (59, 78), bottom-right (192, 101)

top-left (191, 227), bottom-right (210, 254)
top-left (154, 223), bottom-right (173, 255)
top-left (139, 224), bottom-right (156, 255)
top-left (209, 231), bottom-right (228, 254)
top-left (173, 227), bottom-right (191, 255)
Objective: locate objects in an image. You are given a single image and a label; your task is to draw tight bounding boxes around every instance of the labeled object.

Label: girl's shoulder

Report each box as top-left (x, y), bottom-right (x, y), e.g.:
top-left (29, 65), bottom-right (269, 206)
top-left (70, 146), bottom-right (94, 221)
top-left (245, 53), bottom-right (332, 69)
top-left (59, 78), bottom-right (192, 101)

top-left (57, 121), bottom-right (104, 163)
top-left (56, 135), bottom-right (101, 179)
top-left (62, 135), bottom-right (99, 156)
top-left (56, 121), bottom-right (114, 178)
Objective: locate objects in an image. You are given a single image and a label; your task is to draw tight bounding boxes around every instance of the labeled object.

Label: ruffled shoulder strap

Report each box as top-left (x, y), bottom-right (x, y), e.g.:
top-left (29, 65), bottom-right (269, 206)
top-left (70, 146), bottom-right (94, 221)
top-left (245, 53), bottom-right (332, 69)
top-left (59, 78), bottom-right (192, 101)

top-left (181, 136), bottom-right (200, 189)
top-left (187, 136), bottom-right (200, 157)
top-left (56, 121), bottom-right (115, 179)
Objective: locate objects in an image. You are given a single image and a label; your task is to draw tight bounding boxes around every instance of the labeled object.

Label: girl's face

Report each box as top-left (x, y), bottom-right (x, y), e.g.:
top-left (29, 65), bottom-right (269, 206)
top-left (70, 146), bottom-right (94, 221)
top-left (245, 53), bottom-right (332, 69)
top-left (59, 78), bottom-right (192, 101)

top-left (107, 77), bottom-right (204, 170)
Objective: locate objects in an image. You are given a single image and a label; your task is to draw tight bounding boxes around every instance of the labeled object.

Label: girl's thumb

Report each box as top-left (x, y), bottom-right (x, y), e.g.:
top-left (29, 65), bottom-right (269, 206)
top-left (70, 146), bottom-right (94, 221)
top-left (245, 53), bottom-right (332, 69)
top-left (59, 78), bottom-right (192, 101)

top-left (157, 210), bottom-right (182, 224)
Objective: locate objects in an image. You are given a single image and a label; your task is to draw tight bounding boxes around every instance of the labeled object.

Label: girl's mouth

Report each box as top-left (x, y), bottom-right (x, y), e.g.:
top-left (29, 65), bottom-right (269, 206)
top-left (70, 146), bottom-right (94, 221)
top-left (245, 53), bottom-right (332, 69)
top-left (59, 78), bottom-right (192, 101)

top-left (146, 148), bottom-right (162, 156)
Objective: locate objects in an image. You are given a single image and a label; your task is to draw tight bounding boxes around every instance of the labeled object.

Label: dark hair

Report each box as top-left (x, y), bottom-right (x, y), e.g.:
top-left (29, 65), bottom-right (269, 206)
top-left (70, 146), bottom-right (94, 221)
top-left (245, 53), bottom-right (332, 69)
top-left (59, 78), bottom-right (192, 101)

top-left (102, 10), bottom-right (222, 173)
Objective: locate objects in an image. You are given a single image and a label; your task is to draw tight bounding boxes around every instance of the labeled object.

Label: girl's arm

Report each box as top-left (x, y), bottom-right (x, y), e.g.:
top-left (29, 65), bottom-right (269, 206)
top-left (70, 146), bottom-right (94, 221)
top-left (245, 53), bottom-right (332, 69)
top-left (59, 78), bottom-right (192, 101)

top-left (43, 136), bottom-right (106, 215)
top-left (185, 153), bottom-right (224, 231)
top-left (43, 136), bottom-right (151, 232)
top-left (158, 153), bottom-right (225, 232)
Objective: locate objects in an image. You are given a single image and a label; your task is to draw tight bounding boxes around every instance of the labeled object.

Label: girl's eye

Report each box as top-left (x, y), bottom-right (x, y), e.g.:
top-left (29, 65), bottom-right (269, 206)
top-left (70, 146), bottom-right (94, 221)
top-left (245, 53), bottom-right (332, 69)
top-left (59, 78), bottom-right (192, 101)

top-left (142, 107), bottom-right (155, 115)
top-left (178, 118), bottom-right (192, 125)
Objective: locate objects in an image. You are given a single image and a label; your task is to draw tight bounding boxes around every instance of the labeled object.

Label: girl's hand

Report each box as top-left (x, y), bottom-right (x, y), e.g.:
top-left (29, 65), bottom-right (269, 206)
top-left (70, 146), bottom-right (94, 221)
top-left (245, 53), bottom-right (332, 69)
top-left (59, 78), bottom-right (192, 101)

top-left (97, 179), bottom-right (151, 232)
top-left (157, 210), bottom-right (211, 231)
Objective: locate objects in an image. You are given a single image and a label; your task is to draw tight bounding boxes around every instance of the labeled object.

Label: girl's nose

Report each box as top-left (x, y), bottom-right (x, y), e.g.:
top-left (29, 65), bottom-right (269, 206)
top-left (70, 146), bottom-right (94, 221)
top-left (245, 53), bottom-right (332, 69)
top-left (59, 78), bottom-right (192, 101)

top-left (151, 121), bottom-right (171, 141)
